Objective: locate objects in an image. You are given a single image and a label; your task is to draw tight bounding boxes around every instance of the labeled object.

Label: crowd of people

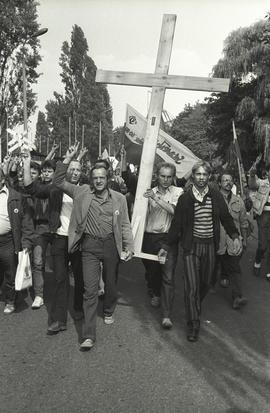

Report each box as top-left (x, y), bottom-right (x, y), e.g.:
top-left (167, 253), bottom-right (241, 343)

top-left (0, 143), bottom-right (268, 350)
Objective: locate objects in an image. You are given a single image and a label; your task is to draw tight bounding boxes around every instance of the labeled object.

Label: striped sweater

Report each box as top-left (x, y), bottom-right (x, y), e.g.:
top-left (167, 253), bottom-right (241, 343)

top-left (193, 197), bottom-right (213, 239)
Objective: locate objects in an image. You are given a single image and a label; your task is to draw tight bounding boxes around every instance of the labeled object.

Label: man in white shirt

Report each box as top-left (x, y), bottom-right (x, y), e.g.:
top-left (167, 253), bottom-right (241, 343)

top-left (142, 162), bottom-right (183, 329)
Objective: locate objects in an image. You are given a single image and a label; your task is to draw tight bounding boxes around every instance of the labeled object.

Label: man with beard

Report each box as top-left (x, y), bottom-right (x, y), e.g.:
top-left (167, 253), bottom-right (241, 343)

top-left (159, 161), bottom-right (240, 342)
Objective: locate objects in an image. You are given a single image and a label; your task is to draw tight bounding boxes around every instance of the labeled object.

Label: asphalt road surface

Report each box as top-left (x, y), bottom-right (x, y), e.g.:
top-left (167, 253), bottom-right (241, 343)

top-left (0, 236), bottom-right (270, 413)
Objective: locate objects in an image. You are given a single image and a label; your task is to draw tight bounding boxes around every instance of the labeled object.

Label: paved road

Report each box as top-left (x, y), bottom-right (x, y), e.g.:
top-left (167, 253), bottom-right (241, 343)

top-left (0, 236), bottom-right (270, 413)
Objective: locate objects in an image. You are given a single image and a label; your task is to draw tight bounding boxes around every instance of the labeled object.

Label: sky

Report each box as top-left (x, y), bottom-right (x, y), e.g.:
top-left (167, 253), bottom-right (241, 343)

top-left (30, 0), bottom-right (269, 134)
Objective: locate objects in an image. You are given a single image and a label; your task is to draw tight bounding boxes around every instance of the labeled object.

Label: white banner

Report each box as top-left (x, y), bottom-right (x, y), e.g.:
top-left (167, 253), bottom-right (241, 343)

top-left (125, 104), bottom-right (199, 178)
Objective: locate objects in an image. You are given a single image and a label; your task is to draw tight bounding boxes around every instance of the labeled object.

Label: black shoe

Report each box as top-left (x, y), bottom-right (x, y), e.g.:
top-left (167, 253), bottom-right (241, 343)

top-left (187, 321), bottom-right (200, 342)
top-left (47, 321), bottom-right (67, 335)
top-left (232, 296), bottom-right (248, 310)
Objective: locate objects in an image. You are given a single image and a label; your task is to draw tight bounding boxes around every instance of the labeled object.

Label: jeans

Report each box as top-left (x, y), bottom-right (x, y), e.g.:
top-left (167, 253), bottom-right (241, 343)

top-left (49, 235), bottom-right (83, 325)
top-left (0, 233), bottom-right (18, 304)
top-left (142, 232), bottom-right (178, 318)
top-left (32, 232), bottom-right (52, 298)
top-left (81, 234), bottom-right (119, 341)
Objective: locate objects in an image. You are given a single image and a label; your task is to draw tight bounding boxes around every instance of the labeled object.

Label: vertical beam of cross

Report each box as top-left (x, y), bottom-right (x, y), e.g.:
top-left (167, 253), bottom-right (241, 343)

top-left (131, 14), bottom-right (176, 257)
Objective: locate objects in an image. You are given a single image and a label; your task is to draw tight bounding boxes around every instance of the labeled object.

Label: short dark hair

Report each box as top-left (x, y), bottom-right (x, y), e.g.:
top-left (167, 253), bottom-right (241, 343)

top-left (156, 162), bottom-right (176, 177)
top-left (90, 165), bottom-right (109, 180)
top-left (41, 160), bottom-right (56, 171)
top-left (192, 161), bottom-right (212, 175)
top-left (94, 159), bottom-right (110, 170)
top-left (30, 161), bottom-right (41, 174)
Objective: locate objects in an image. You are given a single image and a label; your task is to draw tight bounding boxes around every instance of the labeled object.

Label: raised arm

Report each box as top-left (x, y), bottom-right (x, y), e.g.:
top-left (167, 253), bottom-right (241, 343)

top-left (45, 142), bottom-right (59, 160)
top-left (53, 142), bottom-right (81, 198)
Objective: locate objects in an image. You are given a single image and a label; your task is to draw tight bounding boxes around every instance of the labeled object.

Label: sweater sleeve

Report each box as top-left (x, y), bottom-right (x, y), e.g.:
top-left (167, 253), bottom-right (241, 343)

top-left (166, 196), bottom-right (183, 247)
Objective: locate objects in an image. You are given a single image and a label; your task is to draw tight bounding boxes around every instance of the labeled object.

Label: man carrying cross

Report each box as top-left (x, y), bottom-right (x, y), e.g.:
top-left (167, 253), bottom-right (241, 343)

top-left (159, 161), bottom-right (241, 342)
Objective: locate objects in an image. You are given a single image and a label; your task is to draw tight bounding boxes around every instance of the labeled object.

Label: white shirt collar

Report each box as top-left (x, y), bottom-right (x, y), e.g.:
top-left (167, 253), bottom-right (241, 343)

top-left (192, 185), bottom-right (209, 202)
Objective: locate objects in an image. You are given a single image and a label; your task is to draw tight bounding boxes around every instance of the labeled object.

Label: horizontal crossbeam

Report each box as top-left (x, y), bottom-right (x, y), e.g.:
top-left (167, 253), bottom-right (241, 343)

top-left (96, 69), bottom-right (230, 92)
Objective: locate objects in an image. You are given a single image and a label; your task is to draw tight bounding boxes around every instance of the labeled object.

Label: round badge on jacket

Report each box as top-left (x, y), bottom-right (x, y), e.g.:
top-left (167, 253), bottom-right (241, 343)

top-left (14, 208), bottom-right (19, 213)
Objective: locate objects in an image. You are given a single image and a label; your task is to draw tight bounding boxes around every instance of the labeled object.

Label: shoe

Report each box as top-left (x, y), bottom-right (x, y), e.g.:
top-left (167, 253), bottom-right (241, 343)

top-left (98, 288), bottom-right (105, 297)
top-left (150, 296), bottom-right (161, 308)
top-left (32, 296), bottom-right (44, 309)
top-left (266, 274), bottom-right (270, 281)
top-left (47, 321), bottom-right (67, 335)
top-left (162, 318), bottom-right (173, 329)
top-left (80, 338), bottom-right (94, 352)
top-left (220, 278), bottom-right (230, 288)
top-left (187, 321), bottom-right (200, 342)
top-left (253, 263), bottom-right (261, 277)
top-left (187, 327), bottom-right (199, 342)
top-left (104, 315), bottom-right (114, 325)
top-left (3, 303), bottom-right (15, 315)
top-left (232, 296), bottom-right (248, 310)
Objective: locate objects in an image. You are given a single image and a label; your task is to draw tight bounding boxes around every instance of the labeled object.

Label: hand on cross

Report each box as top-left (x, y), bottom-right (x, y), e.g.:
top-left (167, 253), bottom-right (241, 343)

top-left (143, 189), bottom-right (156, 200)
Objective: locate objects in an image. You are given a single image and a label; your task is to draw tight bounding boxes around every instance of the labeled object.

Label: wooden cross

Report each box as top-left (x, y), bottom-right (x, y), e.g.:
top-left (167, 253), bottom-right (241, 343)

top-left (96, 14), bottom-right (230, 261)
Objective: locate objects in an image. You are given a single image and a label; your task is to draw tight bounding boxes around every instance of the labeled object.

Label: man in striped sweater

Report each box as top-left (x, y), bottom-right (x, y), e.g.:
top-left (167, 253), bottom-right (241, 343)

top-left (159, 161), bottom-right (240, 342)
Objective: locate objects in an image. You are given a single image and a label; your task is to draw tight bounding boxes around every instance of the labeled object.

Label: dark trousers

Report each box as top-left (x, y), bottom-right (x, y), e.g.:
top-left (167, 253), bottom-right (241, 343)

top-left (217, 254), bottom-right (242, 299)
top-left (255, 211), bottom-right (270, 265)
top-left (0, 233), bottom-right (17, 304)
top-left (49, 235), bottom-right (83, 325)
top-left (183, 241), bottom-right (216, 323)
top-left (32, 232), bottom-right (52, 298)
top-left (81, 234), bottom-right (119, 341)
top-left (142, 232), bottom-right (178, 318)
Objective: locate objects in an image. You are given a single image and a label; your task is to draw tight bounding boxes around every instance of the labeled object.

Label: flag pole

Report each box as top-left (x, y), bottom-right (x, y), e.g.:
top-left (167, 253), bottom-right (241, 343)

top-left (68, 117), bottom-right (71, 147)
top-left (99, 120), bottom-right (102, 157)
top-left (82, 124), bottom-right (85, 148)
top-left (232, 120), bottom-right (244, 197)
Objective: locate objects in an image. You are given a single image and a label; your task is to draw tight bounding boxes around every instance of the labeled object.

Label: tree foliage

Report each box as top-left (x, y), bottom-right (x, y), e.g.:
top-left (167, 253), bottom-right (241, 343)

top-left (35, 110), bottom-right (50, 154)
top-left (40, 24), bottom-right (113, 160)
top-left (212, 15), bottom-right (270, 162)
top-left (0, 0), bottom-right (42, 134)
top-left (169, 102), bottom-right (217, 161)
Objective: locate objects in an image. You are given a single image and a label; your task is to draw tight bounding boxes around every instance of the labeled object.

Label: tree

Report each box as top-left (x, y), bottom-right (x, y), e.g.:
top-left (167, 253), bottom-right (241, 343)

top-left (0, 0), bottom-right (42, 133)
top-left (205, 80), bottom-right (257, 170)
top-left (169, 102), bottom-right (216, 161)
top-left (212, 15), bottom-right (270, 162)
top-left (44, 25), bottom-right (113, 160)
top-left (35, 110), bottom-right (50, 154)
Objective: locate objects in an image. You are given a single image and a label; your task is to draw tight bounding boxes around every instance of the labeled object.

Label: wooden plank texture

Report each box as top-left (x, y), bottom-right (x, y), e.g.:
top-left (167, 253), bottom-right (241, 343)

top-left (96, 70), bottom-right (230, 92)
top-left (131, 14), bottom-right (176, 257)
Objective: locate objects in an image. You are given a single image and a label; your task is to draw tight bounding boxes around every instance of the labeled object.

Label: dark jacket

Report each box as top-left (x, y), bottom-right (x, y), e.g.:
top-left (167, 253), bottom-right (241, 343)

top-left (24, 181), bottom-right (63, 233)
top-left (167, 186), bottom-right (239, 252)
top-left (7, 187), bottom-right (34, 253)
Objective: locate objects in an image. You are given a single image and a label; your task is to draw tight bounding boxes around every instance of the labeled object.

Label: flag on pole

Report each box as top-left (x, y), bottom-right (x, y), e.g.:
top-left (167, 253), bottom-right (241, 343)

top-left (124, 104), bottom-right (199, 178)
top-left (7, 129), bottom-right (36, 154)
top-left (232, 120), bottom-right (246, 195)
top-left (101, 148), bottom-right (109, 159)
top-left (232, 120), bottom-right (243, 164)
